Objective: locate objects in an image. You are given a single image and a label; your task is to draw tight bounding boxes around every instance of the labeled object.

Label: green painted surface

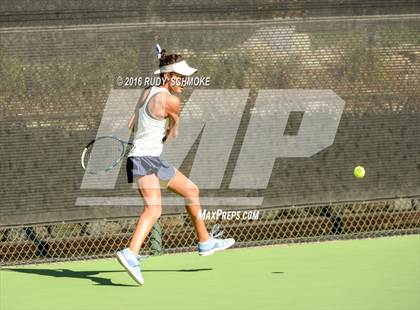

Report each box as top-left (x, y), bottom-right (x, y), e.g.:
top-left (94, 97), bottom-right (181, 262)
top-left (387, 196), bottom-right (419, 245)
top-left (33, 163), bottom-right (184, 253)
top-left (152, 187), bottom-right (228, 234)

top-left (1, 235), bottom-right (419, 310)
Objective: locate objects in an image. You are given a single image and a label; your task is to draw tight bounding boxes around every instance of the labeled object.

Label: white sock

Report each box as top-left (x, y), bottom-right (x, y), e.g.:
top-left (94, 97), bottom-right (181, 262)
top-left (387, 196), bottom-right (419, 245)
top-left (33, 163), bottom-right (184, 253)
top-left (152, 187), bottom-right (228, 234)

top-left (199, 237), bottom-right (212, 245)
top-left (127, 248), bottom-right (138, 255)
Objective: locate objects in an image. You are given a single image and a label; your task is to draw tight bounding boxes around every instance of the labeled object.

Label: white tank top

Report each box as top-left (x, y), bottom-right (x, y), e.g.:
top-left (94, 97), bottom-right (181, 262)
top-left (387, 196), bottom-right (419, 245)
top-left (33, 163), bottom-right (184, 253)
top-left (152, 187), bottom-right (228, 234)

top-left (129, 86), bottom-right (170, 157)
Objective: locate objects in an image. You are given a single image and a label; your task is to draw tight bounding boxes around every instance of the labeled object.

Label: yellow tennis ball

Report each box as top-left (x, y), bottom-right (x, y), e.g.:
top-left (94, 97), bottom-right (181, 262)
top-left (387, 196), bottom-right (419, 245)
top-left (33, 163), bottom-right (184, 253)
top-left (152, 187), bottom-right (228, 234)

top-left (354, 166), bottom-right (365, 179)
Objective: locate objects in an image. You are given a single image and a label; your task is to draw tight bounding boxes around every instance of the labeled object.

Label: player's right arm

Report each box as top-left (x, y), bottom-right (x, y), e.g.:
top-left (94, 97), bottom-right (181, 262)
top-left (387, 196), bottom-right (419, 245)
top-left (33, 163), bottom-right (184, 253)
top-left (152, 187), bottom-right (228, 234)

top-left (128, 87), bottom-right (151, 132)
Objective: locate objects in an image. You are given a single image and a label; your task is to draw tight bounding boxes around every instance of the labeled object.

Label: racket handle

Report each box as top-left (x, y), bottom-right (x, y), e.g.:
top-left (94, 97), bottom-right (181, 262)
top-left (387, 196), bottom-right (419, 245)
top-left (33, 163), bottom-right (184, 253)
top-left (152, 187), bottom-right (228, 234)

top-left (162, 135), bottom-right (167, 143)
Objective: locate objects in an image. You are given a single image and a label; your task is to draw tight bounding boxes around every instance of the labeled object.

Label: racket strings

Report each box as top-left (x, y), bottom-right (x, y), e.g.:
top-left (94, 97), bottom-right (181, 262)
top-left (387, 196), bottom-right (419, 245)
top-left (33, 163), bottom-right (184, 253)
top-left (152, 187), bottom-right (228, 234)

top-left (83, 137), bottom-right (125, 173)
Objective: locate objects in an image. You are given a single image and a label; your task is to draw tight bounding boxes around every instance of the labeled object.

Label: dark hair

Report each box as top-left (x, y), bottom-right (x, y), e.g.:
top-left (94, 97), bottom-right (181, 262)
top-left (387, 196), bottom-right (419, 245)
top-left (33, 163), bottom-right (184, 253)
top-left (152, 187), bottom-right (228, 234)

top-left (159, 48), bottom-right (183, 67)
top-left (158, 48), bottom-right (184, 83)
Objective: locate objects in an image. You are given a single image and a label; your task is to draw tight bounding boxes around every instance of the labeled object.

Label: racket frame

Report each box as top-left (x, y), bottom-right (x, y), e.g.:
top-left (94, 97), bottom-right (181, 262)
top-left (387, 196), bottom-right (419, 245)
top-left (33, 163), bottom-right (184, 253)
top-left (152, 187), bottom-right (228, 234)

top-left (80, 135), bottom-right (133, 173)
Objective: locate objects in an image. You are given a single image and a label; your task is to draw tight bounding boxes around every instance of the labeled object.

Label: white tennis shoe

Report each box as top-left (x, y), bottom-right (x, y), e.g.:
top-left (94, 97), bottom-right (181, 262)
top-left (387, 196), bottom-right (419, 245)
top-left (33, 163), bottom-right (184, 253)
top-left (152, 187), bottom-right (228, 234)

top-left (116, 248), bottom-right (144, 285)
top-left (198, 225), bottom-right (235, 256)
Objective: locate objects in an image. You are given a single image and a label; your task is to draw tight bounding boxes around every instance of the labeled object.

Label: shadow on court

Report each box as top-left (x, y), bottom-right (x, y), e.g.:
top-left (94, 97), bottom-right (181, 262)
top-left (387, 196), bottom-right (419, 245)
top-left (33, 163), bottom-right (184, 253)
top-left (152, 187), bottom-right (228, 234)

top-left (5, 267), bottom-right (213, 286)
top-left (6, 268), bottom-right (136, 287)
top-left (143, 268), bottom-right (213, 272)
top-left (271, 272), bottom-right (285, 274)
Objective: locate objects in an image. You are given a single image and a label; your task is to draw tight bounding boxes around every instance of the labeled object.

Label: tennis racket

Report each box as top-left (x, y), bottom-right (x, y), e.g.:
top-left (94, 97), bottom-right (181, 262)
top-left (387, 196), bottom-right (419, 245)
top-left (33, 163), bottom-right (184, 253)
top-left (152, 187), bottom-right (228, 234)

top-left (81, 135), bottom-right (134, 174)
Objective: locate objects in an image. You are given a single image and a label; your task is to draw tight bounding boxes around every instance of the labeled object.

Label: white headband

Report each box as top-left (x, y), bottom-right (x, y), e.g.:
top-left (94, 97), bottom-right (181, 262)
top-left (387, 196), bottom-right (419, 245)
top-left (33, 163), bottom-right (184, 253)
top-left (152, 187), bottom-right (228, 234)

top-left (153, 60), bottom-right (197, 76)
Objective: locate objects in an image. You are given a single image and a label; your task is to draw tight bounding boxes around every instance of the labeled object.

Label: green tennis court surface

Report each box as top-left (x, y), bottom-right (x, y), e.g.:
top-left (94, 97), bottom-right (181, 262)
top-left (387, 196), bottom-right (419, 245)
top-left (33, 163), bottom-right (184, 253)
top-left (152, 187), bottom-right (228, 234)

top-left (1, 235), bottom-right (419, 310)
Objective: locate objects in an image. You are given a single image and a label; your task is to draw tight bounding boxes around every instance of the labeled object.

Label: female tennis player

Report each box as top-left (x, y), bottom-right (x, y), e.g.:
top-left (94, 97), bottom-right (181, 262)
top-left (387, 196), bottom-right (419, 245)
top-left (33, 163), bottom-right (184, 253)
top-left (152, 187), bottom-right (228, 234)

top-left (116, 45), bottom-right (235, 285)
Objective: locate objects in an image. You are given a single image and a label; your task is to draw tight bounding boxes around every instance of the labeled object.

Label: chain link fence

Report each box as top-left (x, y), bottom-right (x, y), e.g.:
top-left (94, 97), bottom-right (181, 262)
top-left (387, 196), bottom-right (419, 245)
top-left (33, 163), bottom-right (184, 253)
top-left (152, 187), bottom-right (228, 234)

top-left (1, 197), bottom-right (419, 266)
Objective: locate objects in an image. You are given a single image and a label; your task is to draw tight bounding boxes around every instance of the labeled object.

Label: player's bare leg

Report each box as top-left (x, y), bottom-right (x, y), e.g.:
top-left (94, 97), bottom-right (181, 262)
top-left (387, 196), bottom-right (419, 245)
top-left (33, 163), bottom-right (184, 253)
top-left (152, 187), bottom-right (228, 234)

top-left (167, 169), bottom-right (209, 242)
top-left (129, 174), bottom-right (162, 253)
top-left (167, 169), bottom-right (235, 255)
top-left (116, 173), bottom-right (161, 285)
